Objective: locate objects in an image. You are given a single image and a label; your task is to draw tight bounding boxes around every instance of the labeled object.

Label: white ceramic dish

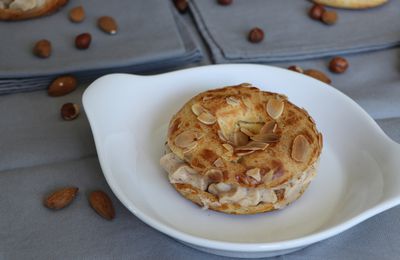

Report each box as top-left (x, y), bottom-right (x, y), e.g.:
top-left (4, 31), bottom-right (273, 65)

top-left (82, 64), bottom-right (400, 258)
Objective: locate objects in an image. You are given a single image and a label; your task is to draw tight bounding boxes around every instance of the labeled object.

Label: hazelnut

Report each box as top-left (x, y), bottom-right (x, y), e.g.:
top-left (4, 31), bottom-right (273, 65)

top-left (304, 69), bottom-right (332, 84)
top-left (309, 4), bottom-right (325, 20)
top-left (248, 27), bottom-right (264, 43)
top-left (217, 0), bottom-right (233, 5)
top-left (329, 57), bottom-right (349, 73)
top-left (61, 103), bottom-right (80, 121)
top-left (75, 33), bottom-right (92, 49)
top-left (98, 16), bottom-right (118, 35)
top-left (287, 65), bottom-right (304, 73)
top-left (321, 10), bottom-right (338, 25)
top-left (33, 39), bottom-right (52, 58)
top-left (69, 6), bottom-right (85, 23)
top-left (173, 0), bottom-right (188, 14)
top-left (48, 75), bottom-right (77, 97)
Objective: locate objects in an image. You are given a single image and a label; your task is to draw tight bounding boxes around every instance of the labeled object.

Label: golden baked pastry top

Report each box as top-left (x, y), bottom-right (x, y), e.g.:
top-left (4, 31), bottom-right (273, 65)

top-left (167, 84), bottom-right (323, 190)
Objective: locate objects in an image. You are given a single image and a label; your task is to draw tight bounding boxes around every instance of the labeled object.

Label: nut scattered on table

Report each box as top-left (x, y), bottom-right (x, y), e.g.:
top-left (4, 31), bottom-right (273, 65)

top-left (43, 187), bottom-right (79, 210)
top-left (89, 190), bottom-right (115, 220)
top-left (48, 75), bottom-right (77, 97)
top-left (33, 39), bottom-right (52, 58)
top-left (287, 65), bottom-right (304, 73)
top-left (329, 56), bottom-right (349, 73)
top-left (304, 69), bottom-right (332, 84)
top-left (321, 10), bottom-right (338, 25)
top-left (61, 103), bottom-right (80, 121)
top-left (173, 0), bottom-right (188, 14)
top-left (309, 4), bottom-right (326, 20)
top-left (248, 27), bottom-right (264, 43)
top-left (98, 16), bottom-right (118, 35)
top-left (217, 0), bottom-right (233, 5)
top-left (75, 33), bottom-right (92, 49)
top-left (69, 6), bottom-right (85, 23)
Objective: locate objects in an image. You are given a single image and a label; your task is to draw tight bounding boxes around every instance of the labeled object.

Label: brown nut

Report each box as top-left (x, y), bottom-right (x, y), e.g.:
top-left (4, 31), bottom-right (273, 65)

top-left (75, 33), bottom-right (91, 49)
top-left (329, 56), bottom-right (349, 73)
top-left (217, 0), bottom-right (233, 5)
top-left (48, 75), bottom-right (77, 96)
top-left (61, 103), bottom-right (80, 121)
top-left (69, 6), bottom-right (85, 23)
top-left (89, 190), bottom-right (115, 220)
top-left (173, 0), bottom-right (188, 14)
top-left (248, 27), bottom-right (264, 43)
top-left (304, 69), bottom-right (332, 84)
top-left (44, 187), bottom-right (79, 210)
top-left (287, 65), bottom-right (304, 73)
top-left (309, 4), bottom-right (325, 20)
top-left (98, 16), bottom-right (118, 35)
top-left (33, 39), bottom-right (52, 58)
top-left (321, 10), bottom-right (338, 25)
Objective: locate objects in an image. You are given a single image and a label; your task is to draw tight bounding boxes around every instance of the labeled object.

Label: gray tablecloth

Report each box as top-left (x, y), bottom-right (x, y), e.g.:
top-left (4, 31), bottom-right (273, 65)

top-left (190, 0), bottom-right (400, 63)
top-left (0, 3), bottom-right (400, 260)
top-left (0, 0), bottom-right (202, 94)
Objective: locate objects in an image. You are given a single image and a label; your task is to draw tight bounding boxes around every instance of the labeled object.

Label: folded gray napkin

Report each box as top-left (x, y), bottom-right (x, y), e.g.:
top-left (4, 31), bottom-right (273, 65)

top-left (190, 0), bottom-right (400, 63)
top-left (0, 0), bottom-right (202, 94)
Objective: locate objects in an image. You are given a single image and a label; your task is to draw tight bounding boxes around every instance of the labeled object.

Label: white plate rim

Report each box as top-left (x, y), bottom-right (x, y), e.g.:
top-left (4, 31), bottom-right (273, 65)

top-left (83, 64), bottom-right (400, 253)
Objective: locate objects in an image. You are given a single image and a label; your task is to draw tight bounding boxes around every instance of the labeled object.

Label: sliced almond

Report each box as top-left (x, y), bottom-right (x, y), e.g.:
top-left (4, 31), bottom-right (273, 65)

top-left (240, 127), bottom-right (255, 137)
top-left (245, 168), bottom-right (261, 182)
top-left (266, 98), bottom-right (284, 119)
top-left (260, 121), bottom-right (277, 134)
top-left (236, 141), bottom-right (269, 151)
top-left (232, 130), bottom-right (249, 147)
top-left (291, 134), bottom-right (310, 162)
top-left (226, 96), bottom-right (240, 106)
top-left (222, 143), bottom-right (234, 154)
top-left (175, 131), bottom-right (198, 148)
top-left (217, 130), bottom-right (228, 142)
top-left (236, 150), bottom-right (255, 157)
top-left (183, 141), bottom-right (198, 153)
top-left (240, 83), bottom-right (252, 87)
top-left (250, 133), bottom-right (280, 143)
top-left (261, 169), bottom-right (274, 183)
top-left (238, 121), bottom-right (263, 134)
top-left (213, 158), bottom-right (225, 168)
top-left (202, 95), bottom-right (213, 101)
top-left (191, 103), bottom-right (206, 116)
top-left (197, 112), bottom-right (216, 125)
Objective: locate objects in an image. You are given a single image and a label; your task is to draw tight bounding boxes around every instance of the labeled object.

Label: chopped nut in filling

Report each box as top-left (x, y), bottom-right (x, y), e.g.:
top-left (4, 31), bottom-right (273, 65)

top-left (160, 151), bottom-right (317, 209)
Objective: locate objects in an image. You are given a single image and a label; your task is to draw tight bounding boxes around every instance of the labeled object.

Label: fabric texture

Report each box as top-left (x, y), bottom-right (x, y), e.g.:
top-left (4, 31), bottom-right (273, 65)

top-left (0, 0), bottom-right (202, 94)
top-left (190, 0), bottom-right (400, 63)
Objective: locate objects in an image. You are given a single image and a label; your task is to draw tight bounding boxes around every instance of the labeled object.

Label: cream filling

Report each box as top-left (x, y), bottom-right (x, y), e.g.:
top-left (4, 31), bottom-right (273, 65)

top-left (160, 152), bottom-right (317, 209)
top-left (0, 0), bottom-right (45, 11)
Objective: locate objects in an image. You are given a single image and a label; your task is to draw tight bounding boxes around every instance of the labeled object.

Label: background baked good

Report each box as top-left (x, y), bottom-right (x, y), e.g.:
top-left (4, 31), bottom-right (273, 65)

top-left (313, 0), bottom-right (387, 9)
top-left (0, 0), bottom-right (68, 20)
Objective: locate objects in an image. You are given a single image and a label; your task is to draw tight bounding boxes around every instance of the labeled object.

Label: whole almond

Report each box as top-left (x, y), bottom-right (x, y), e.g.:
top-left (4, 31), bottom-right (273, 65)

top-left (69, 6), bottom-right (85, 23)
top-left (48, 75), bottom-right (77, 96)
top-left (44, 187), bottom-right (79, 210)
top-left (98, 16), bottom-right (118, 35)
top-left (321, 10), bottom-right (338, 25)
top-left (75, 33), bottom-right (92, 49)
top-left (304, 69), bottom-right (331, 84)
top-left (61, 103), bottom-right (80, 120)
top-left (33, 39), bottom-right (52, 58)
top-left (287, 65), bottom-right (303, 73)
top-left (89, 190), bottom-right (115, 220)
top-left (173, 0), bottom-right (188, 13)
